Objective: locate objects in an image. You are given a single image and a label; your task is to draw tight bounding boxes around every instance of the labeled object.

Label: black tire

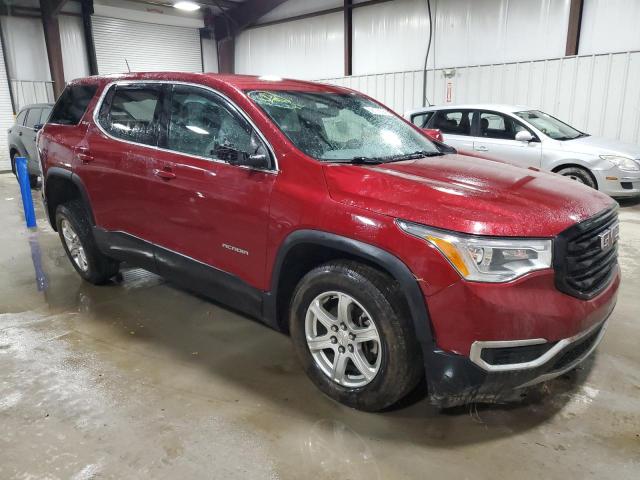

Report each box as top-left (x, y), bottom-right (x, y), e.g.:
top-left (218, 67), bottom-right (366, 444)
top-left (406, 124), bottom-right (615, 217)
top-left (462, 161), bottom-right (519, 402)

top-left (10, 151), bottom-right (17, 176)
top-left (29, 174), bottom-right (39, 189)
top-left (56, 199), bottom-right (120, 284)
top-left (289, 261), bottom-right (422, 412)
top-left (556, 166), bottom-right (597, 189)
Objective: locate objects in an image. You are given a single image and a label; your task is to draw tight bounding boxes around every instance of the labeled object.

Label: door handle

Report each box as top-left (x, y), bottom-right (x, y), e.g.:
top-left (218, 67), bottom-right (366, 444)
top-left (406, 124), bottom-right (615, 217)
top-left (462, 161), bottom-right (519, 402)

top-left (18, 131), bottom-right (22, 136)
top-left (474, 145), bottom-right (489, 152)
top-left (78, 153), bottom-right (94, 164)
top-left (73, 146), bottom-right (93, 164)
top-left (154, 168), bottom-right (176, 180)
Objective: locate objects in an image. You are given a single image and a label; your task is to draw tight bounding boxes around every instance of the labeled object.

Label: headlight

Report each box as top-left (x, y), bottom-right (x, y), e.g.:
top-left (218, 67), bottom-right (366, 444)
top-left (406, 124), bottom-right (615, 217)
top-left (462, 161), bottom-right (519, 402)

top-left (600, 155), bottom-right (640, 171)
top-left (396, 220), bottom-right (552, 283)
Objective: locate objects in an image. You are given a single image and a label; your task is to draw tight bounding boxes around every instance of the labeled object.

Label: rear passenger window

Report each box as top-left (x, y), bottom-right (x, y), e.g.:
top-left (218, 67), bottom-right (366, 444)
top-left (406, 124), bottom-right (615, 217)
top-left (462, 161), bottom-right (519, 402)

top-left (25, 108), bottom-right (41, 129)
top-left (432, 110), bottom-right (472, 135)
top-left (49, 84), bottom-right (98, 125)
top-left (411, 112), bottom-right (434, 128)
top-left (98, 85), bottom-right (162, 146)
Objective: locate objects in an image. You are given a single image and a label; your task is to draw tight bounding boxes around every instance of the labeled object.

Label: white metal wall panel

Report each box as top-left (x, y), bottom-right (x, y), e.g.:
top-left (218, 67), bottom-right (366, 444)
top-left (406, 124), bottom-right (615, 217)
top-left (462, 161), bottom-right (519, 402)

top-left (321, 51), bottom-right (640, 145)
top-left (352, 0), bottom-right (431, 75)
top-left (242, 0), bottom-right (572, 80)
top-left (433, 0), bottom-right (570, 68)
top-left (59, 15), bottom-right (90, 82)
top-left (580, 0), bottom-right (640, 55)
top-left (201, 36), bottom-right (218, 73)
top-left (235, 12), bottom-right (343, 80)
top-left (92, 16), bottom-right (202, 74)
top-left (0, 35), bottom-right (14, 171)
top-left (0, 16), bottom-right (51, 81)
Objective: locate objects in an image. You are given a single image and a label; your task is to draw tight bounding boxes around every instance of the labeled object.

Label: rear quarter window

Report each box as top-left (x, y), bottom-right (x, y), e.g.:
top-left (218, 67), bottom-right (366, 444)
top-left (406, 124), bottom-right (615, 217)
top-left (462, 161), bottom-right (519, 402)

top-left (15, 109), bottom-right (27, 126)
top-left (411, 112), bottom-right (434, 128)
top-left (49, 84), bottom-right (98, 125)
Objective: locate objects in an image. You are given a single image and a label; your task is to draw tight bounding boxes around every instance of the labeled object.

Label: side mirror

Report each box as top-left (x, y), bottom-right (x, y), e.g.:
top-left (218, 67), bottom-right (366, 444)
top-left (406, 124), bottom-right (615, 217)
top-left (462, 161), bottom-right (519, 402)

top-left (243, 153), bottom-right (270, 170)
top-left (33, 123), bottom-right (44, 131)
top-left (422, 128), bottom-right (443, 142)
top-left (515, 130), bottom-right (533, 142)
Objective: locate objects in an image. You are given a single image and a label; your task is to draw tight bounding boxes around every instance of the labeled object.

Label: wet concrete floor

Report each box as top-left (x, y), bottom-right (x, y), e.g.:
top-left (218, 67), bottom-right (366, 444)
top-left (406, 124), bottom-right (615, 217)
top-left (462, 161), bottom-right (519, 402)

top-left (0, 173), bottom-right (638, 479)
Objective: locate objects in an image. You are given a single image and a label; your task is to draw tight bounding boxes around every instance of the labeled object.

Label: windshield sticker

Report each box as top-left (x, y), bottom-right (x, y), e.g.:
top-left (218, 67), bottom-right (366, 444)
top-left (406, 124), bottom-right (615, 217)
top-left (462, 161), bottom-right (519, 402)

top-left (250, 91), bottom-right (303, 110)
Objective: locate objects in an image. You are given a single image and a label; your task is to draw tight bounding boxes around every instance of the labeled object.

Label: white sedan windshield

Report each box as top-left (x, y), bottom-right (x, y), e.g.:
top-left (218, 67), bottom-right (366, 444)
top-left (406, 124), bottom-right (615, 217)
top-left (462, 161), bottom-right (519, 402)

top-left (515, 110), bottom-right (586, 141)
top-left (248, 90), bottom-right (440, 162)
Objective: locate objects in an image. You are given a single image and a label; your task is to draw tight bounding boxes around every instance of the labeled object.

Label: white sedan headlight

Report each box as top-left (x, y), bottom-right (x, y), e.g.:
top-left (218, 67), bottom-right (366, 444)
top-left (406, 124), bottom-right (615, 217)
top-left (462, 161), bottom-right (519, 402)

top-left (397, 220), bottom-right (552, 283)
top-left (600, 155), bottom-right (640, 172)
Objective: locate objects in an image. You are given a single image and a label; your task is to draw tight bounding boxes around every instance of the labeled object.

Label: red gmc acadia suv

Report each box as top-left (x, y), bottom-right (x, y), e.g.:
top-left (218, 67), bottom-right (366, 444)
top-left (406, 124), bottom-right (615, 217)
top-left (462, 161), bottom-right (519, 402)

top-left (38, 73), bottom-right (620, 411)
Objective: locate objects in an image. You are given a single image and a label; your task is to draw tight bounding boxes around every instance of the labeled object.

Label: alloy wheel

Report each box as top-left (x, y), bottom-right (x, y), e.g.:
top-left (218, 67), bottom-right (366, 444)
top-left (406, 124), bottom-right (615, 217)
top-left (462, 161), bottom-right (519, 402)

top-left (61, 219), bottom-right (89, 272)
top-left (305, 291), bottom-right (382, 388)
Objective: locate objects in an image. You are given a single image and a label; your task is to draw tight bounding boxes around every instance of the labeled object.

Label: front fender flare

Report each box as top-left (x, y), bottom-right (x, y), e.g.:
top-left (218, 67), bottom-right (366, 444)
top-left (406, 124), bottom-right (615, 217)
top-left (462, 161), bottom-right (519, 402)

top-left (265, 229), bottom-right (437, 354)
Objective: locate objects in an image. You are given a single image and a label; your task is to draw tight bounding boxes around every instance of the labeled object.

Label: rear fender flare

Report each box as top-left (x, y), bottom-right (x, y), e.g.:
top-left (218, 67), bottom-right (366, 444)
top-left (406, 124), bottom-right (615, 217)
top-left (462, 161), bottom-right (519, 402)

top-left (44, 167), bottom-right (96, 227)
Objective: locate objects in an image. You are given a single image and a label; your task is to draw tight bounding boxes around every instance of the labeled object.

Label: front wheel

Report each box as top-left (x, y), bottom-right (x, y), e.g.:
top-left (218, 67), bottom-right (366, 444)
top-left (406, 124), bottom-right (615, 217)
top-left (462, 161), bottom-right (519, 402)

top-left (289, 261), bottom-right (422, 411)
top-left (556, 166), bottom-right (597, 189)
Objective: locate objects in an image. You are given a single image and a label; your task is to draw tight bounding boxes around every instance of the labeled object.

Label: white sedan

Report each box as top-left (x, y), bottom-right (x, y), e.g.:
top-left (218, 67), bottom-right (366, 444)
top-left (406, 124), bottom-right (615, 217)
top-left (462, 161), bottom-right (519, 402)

top-left (405, 104), bottom-right (640, 198)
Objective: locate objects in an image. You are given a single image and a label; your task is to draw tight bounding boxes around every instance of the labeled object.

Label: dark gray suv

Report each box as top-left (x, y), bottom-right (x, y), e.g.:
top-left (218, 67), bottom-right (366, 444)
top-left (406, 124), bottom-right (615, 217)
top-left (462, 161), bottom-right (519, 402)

top-left (7, 103), bottom-right (53, 187)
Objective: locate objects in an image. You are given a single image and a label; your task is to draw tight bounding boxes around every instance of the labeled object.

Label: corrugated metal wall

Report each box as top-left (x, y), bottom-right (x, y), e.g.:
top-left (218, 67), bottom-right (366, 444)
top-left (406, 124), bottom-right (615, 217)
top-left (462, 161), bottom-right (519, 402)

top-left (10, 80), bottom-right (55, 110)
top-left (321, 50), bottom-right (640, 144)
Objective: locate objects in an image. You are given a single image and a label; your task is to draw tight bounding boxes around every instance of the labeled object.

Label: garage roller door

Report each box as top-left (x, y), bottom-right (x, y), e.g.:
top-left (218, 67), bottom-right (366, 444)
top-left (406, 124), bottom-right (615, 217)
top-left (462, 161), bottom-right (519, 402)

top-left (0, 36), bottom-right (14, 172)
top-left (92, 16), bottom-right (202, 75)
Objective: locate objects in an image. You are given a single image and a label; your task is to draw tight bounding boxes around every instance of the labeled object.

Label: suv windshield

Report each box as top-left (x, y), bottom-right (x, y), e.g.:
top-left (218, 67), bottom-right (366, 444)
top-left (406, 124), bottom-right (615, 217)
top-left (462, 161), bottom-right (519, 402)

top-left (515, 110), bottom-right (586, 141)
top-left (247, 90), bottom-right (440, 162)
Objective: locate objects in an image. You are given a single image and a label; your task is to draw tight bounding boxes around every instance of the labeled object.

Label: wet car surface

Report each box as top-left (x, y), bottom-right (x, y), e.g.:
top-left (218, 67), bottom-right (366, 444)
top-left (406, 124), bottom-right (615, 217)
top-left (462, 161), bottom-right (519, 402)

top-left (0, 173), bottom-right (638, 479)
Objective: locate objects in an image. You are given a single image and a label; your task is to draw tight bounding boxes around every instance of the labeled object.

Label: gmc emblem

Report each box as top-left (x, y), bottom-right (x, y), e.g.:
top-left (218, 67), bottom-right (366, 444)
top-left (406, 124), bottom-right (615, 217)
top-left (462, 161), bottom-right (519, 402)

top-left (598, 223), bottom-right (619, 251)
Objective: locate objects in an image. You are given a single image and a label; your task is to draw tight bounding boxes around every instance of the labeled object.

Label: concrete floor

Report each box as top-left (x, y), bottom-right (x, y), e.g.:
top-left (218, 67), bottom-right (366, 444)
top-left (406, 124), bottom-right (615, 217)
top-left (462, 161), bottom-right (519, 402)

top-left (0, 172), bottom-right (638, 479)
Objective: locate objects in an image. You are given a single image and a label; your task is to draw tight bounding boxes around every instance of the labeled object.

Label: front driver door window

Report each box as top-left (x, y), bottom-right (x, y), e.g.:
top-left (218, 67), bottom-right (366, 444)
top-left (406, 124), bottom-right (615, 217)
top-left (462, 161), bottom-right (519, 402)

top-left (147, 84), bottom-right (276, 290)
top-left (428, 110), bottom-right (474, 151)
top-left (473, 111), bottom-right (542, 168)
top-left (166, 88), bottom-right (269, 167)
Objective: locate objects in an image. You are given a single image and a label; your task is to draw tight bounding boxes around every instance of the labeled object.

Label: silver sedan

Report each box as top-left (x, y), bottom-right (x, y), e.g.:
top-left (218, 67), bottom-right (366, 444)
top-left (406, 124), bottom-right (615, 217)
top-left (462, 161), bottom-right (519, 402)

top-left (405, 104), bottom-right (640, 198)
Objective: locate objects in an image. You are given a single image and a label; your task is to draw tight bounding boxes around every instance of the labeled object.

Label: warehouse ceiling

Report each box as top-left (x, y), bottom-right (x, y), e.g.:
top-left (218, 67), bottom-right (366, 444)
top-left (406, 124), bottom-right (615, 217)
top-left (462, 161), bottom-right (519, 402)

top-left (127, 0), bottom-right (247, 15)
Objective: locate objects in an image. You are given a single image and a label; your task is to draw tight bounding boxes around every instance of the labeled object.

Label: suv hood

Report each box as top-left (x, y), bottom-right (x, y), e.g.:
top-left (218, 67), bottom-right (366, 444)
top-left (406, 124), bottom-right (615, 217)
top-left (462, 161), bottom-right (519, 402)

top-left (559, 135), bottom-right (640, 159)
top-left (323, 154), bottom-right (614, 237)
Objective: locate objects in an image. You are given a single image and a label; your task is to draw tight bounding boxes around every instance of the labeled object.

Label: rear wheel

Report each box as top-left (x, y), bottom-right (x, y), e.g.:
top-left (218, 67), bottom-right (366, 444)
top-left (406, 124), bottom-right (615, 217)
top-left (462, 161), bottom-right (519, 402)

top-left (10, 151), bottom-right (17, 176)
top-left (289, 261), bottom-right (422, 411)
top-left (56, 199), bottom-right (120, 284)
top-left (556, 166), bottom-right (597, 189)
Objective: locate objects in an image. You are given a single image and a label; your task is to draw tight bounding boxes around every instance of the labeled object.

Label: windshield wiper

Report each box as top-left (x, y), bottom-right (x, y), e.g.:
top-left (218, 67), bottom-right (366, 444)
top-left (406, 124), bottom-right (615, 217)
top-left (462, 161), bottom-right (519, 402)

top-left (349, 156), bottom-right (385, 165)
top-left (334, 151), bottom-right (443, 165)
top-left (386, 150), bottom-right (444, 162)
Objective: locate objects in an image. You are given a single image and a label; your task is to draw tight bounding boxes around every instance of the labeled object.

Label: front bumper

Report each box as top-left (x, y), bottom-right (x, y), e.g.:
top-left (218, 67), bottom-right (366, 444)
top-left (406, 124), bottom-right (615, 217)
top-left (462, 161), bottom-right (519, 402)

top-left (425, 315), bottom-right (611, 408)
top-left (594, 169), bottom-right (640, 197)
top-left (422, 266), bottom-right (619, 407)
